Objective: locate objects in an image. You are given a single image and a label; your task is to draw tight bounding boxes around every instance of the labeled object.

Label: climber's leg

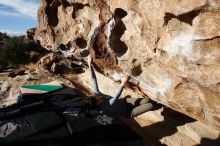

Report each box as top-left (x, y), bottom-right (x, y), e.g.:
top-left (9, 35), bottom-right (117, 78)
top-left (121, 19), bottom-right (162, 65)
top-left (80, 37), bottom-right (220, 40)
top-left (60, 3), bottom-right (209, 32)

top-left (89, 66), bottom-right (101, 95)
top-left (131, 103), bottom-right (153, 117)
top-left (139, 97), bottom-right (150, 105)
top-left (126, 97), bottom-right (149, 106)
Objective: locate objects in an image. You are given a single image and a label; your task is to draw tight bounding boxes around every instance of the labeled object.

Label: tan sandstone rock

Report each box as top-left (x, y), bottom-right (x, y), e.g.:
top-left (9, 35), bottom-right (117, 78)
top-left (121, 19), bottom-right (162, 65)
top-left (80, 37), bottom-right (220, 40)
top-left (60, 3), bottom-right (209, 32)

top-left (37, 52), bottom-right (58, 68)
top-left (33, 0), bottom-right (220, 131)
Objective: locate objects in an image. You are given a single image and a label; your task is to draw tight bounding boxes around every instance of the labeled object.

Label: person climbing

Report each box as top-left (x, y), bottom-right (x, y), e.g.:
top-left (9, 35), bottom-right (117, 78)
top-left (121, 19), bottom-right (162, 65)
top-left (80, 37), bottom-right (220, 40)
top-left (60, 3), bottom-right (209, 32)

top-left (87, 55), bottom-right (153, 117)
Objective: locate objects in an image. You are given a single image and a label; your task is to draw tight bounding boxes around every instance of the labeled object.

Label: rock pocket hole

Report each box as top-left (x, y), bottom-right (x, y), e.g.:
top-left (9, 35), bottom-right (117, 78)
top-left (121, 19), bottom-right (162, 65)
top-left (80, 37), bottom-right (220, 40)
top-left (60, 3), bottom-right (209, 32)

top-left (114, 8), bottom-right (128, 18)
top-left (66, 41), bottom-right (72, 48)
top-left (80, 49), bottom-right (90, 57)
top-left (164, 9), bottom-right (203, 26)
top-left (131, 64), bottom-right (142, 76)
top-left (72, 3), bottom-right (89, 19)
top-left (76, 37), bottom-right (87, 49)
top-left (46, 0), bottom-right (61, 27)
top-left (109, 8), bottom-right (128, 57)
top-left (59, 44), bottom-right (69, 51)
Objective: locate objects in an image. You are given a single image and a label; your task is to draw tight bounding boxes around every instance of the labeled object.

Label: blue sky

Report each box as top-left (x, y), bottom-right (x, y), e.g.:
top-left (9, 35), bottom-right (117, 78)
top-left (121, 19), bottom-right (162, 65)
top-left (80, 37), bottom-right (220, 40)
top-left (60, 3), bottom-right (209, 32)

top-left (0, 0), bottom-right (39, 35)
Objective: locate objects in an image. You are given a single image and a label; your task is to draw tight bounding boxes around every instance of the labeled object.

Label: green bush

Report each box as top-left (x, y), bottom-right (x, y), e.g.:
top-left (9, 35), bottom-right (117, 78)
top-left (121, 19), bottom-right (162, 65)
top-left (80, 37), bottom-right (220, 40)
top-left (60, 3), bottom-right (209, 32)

top-left (0, 36), bottom-right (30, 66)
top-left (0, 32), bottom-right (49, 67)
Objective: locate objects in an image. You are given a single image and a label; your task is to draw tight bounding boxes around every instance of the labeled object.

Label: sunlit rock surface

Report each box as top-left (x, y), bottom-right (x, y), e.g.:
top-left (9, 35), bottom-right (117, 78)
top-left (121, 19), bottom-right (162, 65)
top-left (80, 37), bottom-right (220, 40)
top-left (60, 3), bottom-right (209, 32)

top-left (33, 0), bottom-right (220, 130)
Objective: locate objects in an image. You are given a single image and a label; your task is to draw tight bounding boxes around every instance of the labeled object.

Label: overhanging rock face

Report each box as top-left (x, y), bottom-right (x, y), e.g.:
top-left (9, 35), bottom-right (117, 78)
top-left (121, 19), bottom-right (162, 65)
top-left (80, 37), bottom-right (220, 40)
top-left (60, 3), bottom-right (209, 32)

top-left (33, 0), bottom-right (220, 130)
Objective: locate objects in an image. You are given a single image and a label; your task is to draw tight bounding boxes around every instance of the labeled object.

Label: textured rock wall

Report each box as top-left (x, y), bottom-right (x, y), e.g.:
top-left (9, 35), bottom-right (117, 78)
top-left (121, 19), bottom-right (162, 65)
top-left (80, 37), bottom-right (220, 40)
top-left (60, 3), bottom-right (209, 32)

top-left (33, 0), bottom-right (220, 130)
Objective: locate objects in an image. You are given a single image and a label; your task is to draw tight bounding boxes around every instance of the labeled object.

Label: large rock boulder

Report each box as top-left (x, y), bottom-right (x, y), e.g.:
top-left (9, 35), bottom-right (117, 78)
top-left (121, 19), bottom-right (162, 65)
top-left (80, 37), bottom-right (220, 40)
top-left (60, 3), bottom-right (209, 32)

top-left (8, 69), bottom-right (26, 78)
top-left (37, 52), bottom-right (58, 68)
top-left (33, 0), bottom-right (220, 130)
